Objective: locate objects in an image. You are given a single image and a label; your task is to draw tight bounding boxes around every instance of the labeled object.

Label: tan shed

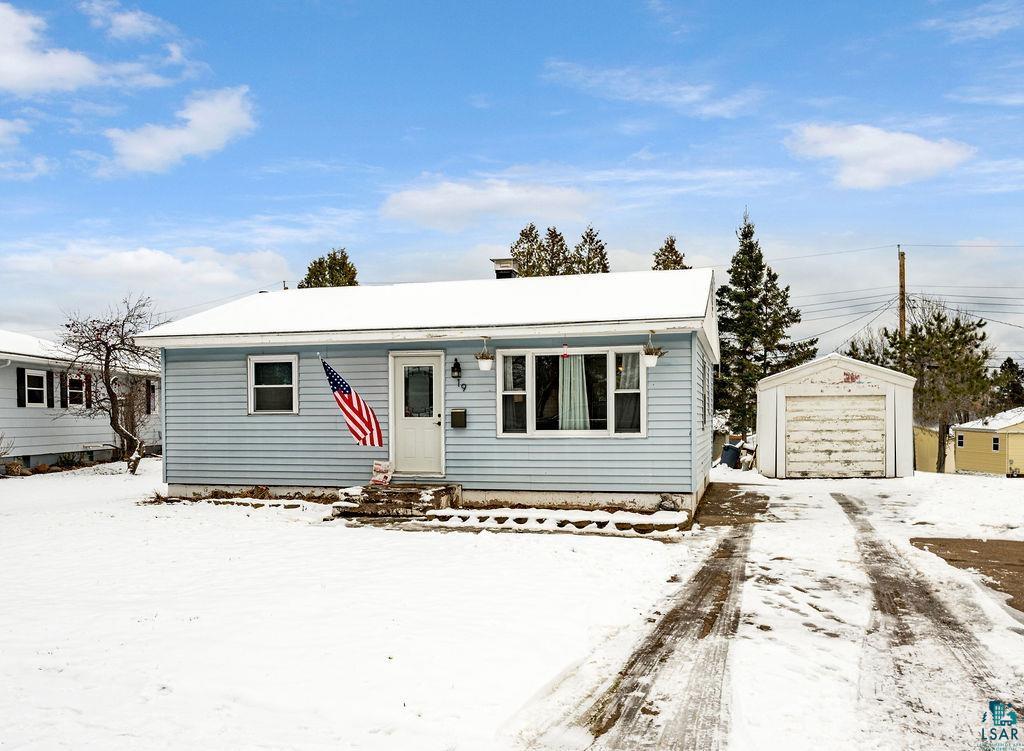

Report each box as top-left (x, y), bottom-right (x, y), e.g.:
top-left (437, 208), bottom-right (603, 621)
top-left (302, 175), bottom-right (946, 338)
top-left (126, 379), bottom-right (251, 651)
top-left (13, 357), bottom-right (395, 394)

top-left (756, 354), bottom-right (916, 479)
top-left (952, 408), bottom-right (1024, 477)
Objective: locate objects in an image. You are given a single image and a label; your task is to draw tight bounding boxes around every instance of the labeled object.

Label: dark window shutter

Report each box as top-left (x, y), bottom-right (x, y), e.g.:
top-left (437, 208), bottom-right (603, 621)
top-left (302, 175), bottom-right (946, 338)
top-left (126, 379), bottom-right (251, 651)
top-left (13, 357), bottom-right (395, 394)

top-left (60, 373), bottom-right (69, 409)
top-left (84, 373), bottom-right (93, 408)
top-left (16, 367), bottom-right (25, 407)
top-left (145, 379), bottom-right (153, 414)
top-left (46, 371), bottom-right (55, 408)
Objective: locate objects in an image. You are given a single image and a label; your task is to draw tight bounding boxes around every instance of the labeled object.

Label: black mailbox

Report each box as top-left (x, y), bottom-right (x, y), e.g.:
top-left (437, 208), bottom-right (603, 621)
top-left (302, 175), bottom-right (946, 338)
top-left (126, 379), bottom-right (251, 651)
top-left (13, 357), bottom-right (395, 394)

top-left (451, 409), bottom-right (467, 428)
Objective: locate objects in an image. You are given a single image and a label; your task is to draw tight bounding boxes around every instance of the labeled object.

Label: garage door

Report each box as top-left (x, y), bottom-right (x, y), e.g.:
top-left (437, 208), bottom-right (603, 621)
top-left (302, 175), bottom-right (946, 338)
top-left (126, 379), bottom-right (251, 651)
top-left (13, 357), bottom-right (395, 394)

top-left (785, 394), bottom-right (886, 478)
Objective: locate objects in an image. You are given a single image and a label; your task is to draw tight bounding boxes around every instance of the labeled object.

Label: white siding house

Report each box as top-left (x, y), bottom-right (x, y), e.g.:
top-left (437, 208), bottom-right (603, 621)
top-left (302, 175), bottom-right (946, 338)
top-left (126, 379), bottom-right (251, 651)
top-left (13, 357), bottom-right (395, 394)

top-left (0, 330), bottom-right (161, 469)
top-left (756, 353), bottom-right (915, 479)
top-left (137, 269), bottom-right (720, 510)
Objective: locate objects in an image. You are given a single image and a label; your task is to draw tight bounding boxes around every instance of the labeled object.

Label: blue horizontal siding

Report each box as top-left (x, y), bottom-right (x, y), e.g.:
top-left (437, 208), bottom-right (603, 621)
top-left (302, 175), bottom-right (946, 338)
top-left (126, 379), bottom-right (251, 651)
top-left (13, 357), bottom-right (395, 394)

top-left (163, 334), bottom-right (695, 492)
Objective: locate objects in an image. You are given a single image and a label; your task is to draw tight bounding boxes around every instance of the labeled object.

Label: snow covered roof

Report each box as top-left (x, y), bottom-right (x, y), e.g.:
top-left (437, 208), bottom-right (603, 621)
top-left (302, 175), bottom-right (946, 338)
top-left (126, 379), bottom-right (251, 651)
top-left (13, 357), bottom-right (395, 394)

top-left (137, 269), bottom-right (718, 353)
top-left (0, 329), bottom-right (72, 363)
top-left (0, 328), bottom-right (159, 375)
top-left (954, 407), bottom-right (1024, 432)
top-left (756, 352), bottom-right (916, 390)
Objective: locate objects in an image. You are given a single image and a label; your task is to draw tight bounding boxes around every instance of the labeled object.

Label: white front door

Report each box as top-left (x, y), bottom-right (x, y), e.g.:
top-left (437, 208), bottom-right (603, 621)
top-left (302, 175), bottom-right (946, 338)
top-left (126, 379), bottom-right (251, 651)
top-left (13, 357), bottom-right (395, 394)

top-left (392, 353), bottom-right (444, 474)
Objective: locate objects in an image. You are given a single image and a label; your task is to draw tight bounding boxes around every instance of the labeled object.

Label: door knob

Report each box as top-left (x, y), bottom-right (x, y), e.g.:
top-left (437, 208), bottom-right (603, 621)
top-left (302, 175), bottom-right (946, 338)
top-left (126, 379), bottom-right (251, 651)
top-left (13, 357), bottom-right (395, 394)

top-left (435, 420), bottom-right (442, 426)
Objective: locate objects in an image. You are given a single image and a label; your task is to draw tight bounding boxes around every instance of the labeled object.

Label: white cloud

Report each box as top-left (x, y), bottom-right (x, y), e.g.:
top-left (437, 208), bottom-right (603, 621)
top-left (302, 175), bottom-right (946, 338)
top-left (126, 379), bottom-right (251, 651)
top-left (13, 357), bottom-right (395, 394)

top-left (0, 242), bottom-right (293, 334)
top-left (0, 117), bottom-right (29, 148)
top-left (948, 85), bottom-right (1024, 106)
top-left (0, 2), bottom-right (184, 95)
top-left (0, 2), bottom-right (102, 94)
top-left (786, 123), bottom-right (975, 189)
top-left (104, 86), bottom-right (256, 172)
top-left (922, 1), bottom-right (1024, 41)
top-left (0, 154), bottom-right (53, 180)
top-left (79, 0), bottom-right (174, 40)
top-left (543, 60), bottom-right (761, 118)
top-left (381, 178), bottom-right (594, 231)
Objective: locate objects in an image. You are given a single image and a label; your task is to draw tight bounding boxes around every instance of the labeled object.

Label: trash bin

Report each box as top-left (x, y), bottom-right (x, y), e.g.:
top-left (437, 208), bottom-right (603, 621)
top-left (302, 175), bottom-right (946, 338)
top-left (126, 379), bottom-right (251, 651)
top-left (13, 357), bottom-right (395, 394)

top-left (720, 443), bottom-right (741, 469)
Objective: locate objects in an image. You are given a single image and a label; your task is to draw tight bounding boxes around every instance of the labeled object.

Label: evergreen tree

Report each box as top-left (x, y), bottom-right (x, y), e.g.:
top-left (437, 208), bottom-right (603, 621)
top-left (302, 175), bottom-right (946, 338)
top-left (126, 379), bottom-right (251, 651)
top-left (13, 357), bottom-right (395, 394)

top-left (992, 356), bottom-right (1024, 411)
top-left (541, 226), bottom-right (570, 275)
top-left (572, 225), bottom-right (610, 274)
top-left (510, 223), bottom-right (544, 277)
top-left (652, 235), bottom-right (690, 270)
top-left (715, 211), bottom-right (816, 435)
top-left (297, 248), bottom-right (358, 288)
top-left (846, 299), bottom-right (993, 471)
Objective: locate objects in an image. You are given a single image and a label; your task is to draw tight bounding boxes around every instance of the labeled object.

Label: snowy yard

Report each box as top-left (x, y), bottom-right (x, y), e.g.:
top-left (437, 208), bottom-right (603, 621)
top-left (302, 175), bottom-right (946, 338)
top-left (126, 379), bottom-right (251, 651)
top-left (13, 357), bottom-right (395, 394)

top-left (2, 461), bottom-right (1023, 750)
top-left (0, 461), bottom-right (713, 750)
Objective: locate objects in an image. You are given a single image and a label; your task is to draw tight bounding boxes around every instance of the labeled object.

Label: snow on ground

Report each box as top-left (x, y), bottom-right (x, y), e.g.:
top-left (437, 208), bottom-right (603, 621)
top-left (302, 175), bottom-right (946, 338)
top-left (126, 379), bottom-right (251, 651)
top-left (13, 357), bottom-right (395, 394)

top-left (716, 465), bottom-right (1024, 751)
top-left (727, 481), bottom-right (872, 751)
top-left (0, 460), bottom-right (705, 750)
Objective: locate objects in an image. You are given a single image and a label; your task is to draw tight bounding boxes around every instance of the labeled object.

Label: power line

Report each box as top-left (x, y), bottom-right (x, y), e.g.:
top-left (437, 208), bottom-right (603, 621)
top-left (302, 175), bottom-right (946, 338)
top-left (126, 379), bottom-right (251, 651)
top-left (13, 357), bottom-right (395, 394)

top-left (767, 244), bottom-right (894, 263)
top-left (793, 296), bottom-right (897, 341)
top-left (901, 244), bottom-right (1024, 249)
top-left (833, 299), bottom-right (898, 353)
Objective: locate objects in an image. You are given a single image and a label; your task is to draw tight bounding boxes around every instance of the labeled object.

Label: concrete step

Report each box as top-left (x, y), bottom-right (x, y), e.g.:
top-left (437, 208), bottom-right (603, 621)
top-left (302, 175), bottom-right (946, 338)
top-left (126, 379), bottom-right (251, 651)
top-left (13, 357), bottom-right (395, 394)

top-left (331, 484), bottom-right (459, 519)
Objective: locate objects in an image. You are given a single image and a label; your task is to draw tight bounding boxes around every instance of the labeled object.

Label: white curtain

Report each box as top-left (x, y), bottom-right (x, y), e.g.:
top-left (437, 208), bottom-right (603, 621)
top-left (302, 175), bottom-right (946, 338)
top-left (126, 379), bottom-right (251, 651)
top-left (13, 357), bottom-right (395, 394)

top-left (559, 355), bottom-right (589, 430)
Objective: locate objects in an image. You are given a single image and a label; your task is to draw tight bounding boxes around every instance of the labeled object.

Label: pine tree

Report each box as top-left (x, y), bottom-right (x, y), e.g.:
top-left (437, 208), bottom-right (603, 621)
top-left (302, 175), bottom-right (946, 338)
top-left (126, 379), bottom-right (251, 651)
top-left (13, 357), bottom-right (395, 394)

top-left (652, 235), bottom-right (690, 270)
top-left (992, 357), bottom-right (1024, 411)
top-left (541, 226), bottom-right (570, 275)
top-left (510, 223), bottom-right (544, 277)
top-left (846, 298), bottom-right (992, 471)
top-left (297, 248), bottom-right (358, 288)
top-left (715, 211), bottom-right (816, 436)
top-left (572, 225), bottom-right (610, 274)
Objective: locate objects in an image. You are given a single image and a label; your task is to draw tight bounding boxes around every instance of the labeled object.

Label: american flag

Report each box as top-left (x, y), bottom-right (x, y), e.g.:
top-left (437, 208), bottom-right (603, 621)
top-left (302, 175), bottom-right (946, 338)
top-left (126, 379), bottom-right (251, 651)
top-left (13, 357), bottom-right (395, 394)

top-left (321, 358), bottom-right (383, 447)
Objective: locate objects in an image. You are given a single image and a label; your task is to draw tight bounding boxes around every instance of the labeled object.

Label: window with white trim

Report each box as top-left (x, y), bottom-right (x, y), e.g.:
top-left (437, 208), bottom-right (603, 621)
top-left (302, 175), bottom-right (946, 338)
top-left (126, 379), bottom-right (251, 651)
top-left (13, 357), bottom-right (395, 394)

top-left (993, 436), bottom-right (1000, 452)
top-left (957, 433), bottom-right (964, 448)
top-left (24, 369), bottom-right (46, 408)
top-left (247, 355), bottom-right (299, 414)
top-left (68, 375), bottom-right (86, 407)
top-left (496, 348), bottom-right (646, 437)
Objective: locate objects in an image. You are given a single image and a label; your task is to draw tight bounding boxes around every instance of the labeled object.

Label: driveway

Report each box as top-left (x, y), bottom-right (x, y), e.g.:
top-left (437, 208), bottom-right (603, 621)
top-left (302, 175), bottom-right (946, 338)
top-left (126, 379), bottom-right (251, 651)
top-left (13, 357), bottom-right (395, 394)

top-left (517, 475), bottom-right (1024, 750)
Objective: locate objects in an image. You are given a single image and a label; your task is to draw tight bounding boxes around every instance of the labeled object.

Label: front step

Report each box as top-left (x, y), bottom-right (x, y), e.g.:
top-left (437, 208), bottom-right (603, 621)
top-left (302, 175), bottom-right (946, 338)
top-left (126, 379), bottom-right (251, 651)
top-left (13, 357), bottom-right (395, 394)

top-left (331, 484), bottom-right (458, 519)
top-left (424, 507), bottom-right (692, 535)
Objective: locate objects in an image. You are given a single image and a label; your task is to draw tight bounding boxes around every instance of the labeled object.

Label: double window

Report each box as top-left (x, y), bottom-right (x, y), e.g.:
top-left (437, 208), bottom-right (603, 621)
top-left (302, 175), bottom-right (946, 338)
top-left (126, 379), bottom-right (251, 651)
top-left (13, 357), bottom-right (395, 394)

top-left (247, 355), bottom-right (299, 414)
top-left (24, 369), bottom-right (47, 408)
top-left (497, 348), bottom-right (645, 437)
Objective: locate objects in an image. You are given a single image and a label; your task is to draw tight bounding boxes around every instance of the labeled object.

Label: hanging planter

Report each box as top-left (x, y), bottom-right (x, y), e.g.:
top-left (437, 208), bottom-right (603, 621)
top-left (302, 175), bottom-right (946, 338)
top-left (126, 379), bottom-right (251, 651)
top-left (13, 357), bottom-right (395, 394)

top-left (475, 338), bottom-right (495, 371)
top-left (643, 334), bottom-right (666, 368)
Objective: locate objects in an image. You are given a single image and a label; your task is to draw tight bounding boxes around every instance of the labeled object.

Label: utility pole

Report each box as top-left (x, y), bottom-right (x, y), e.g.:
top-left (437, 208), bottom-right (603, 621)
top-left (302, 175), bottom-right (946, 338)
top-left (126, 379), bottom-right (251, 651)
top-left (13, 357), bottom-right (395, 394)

top-left (898, 244), bottom-right (906, 340)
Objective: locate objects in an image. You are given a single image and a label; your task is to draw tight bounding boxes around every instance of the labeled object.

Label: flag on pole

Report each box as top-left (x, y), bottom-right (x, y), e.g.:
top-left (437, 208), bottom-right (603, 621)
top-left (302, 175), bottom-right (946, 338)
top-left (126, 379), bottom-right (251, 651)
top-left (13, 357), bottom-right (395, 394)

top-left (321, 358), bottom-right (383, 447)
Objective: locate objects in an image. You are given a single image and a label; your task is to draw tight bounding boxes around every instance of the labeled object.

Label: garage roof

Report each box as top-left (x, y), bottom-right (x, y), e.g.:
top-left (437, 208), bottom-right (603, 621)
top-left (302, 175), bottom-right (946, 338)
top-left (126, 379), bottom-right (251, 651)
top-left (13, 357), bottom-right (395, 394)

top-left (756, 353), bottom-right (916, 390)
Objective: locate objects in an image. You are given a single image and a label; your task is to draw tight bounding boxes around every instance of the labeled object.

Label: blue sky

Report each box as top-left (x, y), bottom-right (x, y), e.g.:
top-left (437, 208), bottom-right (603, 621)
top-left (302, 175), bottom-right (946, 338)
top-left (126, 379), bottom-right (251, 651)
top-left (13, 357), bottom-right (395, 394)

top-left (2, 0), bottom-right (1023, 357)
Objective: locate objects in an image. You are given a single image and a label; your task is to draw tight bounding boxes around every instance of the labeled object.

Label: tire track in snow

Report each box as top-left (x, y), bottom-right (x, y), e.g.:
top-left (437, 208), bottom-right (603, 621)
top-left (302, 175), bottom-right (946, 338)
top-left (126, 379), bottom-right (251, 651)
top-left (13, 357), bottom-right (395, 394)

top-left (832, 492), bottom-right (1022, 747)
top-left (579, 527), bottom-right (752, 750)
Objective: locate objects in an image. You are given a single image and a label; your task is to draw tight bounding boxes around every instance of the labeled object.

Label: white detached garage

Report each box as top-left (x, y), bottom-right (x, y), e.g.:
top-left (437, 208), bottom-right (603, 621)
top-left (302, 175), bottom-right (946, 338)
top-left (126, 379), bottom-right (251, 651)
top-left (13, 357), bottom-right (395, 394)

top-left (756, 353), bottom-right (915, 479)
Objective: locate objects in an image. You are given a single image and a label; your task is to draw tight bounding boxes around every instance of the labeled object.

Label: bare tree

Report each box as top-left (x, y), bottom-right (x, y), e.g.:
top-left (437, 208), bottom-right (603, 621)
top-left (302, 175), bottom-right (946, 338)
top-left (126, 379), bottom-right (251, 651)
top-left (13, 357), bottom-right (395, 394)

top-left (0, 432), bottom-right (14, 459)
top-left (60, 297), bottom-right (161, 474)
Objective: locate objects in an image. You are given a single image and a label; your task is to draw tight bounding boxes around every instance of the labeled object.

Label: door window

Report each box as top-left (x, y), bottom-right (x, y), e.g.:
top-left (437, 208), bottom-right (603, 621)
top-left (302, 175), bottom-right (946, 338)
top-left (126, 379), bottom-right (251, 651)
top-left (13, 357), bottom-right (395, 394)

top-left (404, 365), bottom-right (433, 417)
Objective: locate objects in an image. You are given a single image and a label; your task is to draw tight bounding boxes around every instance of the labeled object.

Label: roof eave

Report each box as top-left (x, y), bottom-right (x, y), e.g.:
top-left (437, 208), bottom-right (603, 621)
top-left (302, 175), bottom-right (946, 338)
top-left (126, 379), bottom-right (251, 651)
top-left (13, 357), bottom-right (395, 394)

top-left (135, 318), bottom-right (708, 349)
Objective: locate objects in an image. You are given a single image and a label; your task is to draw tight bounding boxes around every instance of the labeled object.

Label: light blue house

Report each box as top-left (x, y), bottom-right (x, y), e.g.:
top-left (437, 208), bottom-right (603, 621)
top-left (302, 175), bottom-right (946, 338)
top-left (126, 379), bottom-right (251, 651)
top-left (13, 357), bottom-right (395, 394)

top-left (137, 268), bottom-right (719, 510)
top-left (0, 330), bottom-right (161, 469)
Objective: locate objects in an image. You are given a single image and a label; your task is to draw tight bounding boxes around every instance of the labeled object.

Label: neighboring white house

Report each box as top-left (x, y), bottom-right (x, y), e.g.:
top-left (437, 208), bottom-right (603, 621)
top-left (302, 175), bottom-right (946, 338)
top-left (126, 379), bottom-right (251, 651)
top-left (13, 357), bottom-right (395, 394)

top-left (0, 330), bottom-right (161, 469)
top-left (756, 353), bottom-right (915, 479)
